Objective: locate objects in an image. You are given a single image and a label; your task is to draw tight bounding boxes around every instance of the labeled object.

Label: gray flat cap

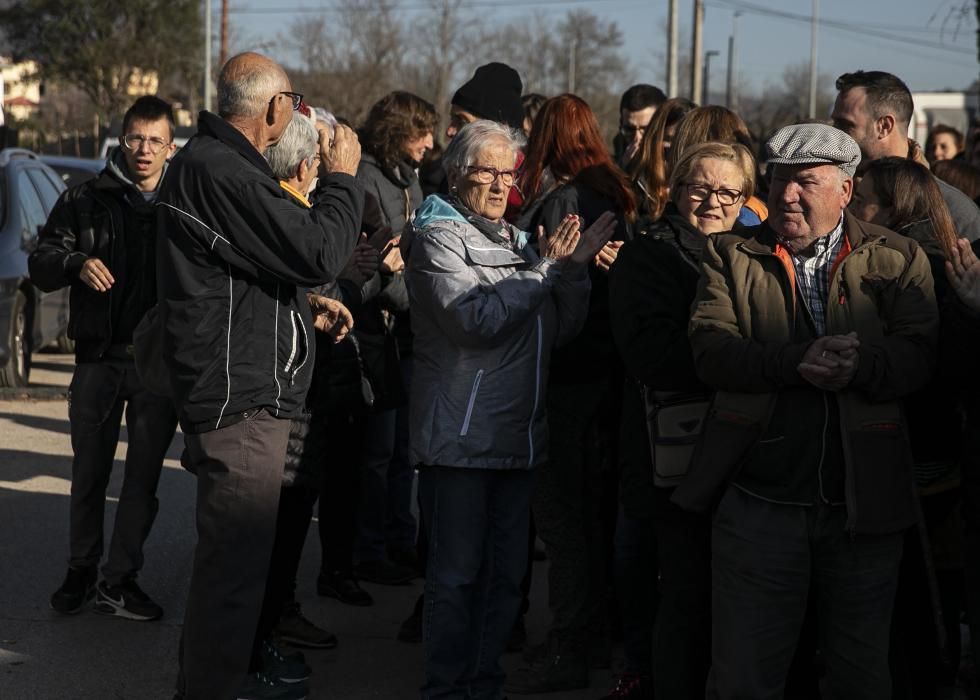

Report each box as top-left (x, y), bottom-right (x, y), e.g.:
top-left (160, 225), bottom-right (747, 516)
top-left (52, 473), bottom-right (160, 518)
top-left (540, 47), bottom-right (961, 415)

top-left (766, 123), bottom-right (861, 177)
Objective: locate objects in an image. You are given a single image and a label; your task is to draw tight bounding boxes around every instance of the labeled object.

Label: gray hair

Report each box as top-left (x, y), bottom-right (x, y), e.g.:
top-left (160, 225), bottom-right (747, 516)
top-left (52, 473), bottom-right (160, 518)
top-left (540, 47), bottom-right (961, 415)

top-left (442, 120), bottom-right (526, 179)
top-left (217, 55), bottom-right (287, 119)
top-left (265, 113), bottom-right (319, 180)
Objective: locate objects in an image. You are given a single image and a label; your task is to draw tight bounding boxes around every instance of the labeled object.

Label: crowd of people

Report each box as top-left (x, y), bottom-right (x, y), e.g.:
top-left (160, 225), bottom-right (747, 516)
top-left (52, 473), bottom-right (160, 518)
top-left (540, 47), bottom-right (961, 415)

top-left (27, 50), bottom-right (980, 700)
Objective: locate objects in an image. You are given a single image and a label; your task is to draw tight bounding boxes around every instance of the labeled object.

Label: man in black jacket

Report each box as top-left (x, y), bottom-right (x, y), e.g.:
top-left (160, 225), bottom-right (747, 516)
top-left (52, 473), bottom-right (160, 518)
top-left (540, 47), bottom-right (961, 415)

top-left (156, 52), bottom-right (363, 700)
top-left (30, 96), bottom-right (180, 622)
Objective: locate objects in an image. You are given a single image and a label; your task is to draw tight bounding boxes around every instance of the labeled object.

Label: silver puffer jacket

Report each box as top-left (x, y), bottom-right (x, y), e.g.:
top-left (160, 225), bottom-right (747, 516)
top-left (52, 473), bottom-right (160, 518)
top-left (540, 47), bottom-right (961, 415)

top-left (405, 195), bottom-right (590, 470)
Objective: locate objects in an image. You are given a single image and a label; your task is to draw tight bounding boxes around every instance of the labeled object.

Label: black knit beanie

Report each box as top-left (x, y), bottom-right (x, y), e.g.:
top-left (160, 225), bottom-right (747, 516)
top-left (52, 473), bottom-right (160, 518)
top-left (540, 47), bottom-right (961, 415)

top-left (451, 62), bottom-right (525, 131)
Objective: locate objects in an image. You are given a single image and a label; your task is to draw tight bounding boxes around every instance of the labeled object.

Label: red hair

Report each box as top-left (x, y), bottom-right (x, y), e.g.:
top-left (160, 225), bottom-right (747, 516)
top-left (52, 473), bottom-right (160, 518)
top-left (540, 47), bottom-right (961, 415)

top-left (522, 94), bottom-right (636, 219)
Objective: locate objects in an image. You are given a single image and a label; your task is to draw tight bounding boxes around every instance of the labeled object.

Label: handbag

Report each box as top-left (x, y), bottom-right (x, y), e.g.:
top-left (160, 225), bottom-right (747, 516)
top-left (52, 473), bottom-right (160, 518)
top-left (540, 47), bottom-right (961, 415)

top-left (643, 386), bottom-right (711, 488)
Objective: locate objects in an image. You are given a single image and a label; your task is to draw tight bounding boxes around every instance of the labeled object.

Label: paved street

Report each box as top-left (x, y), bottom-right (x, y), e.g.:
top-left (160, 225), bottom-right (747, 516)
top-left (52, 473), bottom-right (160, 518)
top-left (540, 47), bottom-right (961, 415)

top-left (0, 354), bottom-right (611, 700)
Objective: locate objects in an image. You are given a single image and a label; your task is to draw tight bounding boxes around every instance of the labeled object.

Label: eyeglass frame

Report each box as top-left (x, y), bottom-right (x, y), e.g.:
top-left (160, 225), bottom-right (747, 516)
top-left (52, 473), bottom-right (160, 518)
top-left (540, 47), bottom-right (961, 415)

top-left (271, 91), bottom-right (304, 111)
top-left (681, 182), bottom-right (744, 206)
top-left (122, 133), bottom-right (173, 154)
top-left (465, 165), bottom-right (519, 186)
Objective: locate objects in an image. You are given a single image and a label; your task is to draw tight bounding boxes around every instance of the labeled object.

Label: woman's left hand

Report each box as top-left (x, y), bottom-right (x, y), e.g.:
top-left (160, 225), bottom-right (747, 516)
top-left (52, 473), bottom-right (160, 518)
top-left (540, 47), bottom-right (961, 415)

top-left (571, 211), bottom-right (618, 265)
top-left (946, 237), bottom-right (980, 313)
top-left (594, 240), bottom-right (624, 273)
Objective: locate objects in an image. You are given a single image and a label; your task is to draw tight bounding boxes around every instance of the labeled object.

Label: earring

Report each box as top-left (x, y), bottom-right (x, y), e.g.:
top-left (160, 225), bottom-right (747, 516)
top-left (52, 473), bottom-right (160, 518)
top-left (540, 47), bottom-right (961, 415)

top-left (450, 185), bottom-right (458, 193)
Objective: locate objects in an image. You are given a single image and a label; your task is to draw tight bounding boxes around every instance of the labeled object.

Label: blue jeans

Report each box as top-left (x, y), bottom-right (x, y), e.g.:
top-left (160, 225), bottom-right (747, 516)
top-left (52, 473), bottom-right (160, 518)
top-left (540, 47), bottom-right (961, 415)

top-left (419, 466), bottom-right (533, 700)
top-left (707, 485), bottom-right (904, 700)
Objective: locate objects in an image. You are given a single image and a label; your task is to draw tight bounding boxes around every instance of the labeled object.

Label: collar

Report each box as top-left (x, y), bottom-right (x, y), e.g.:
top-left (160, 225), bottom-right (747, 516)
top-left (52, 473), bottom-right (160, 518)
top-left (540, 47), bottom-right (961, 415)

top-left (197, 110), bottom-right (275, 179)
top-left (279, 181), bottom-right (311, 207)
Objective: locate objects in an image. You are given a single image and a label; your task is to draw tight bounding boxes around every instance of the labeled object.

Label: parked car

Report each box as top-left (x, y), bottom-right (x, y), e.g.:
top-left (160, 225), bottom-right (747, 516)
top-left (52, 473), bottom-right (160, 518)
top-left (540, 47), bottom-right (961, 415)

top-left (0, 148), bottom-right (70, 387)
top-left (40, 154), bottom-right (105, 189)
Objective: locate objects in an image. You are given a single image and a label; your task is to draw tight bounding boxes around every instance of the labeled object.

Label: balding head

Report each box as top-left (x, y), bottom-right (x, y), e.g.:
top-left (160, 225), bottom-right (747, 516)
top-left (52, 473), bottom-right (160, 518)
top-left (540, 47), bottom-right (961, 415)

top-left (218, 52), bottom-right (290, 120)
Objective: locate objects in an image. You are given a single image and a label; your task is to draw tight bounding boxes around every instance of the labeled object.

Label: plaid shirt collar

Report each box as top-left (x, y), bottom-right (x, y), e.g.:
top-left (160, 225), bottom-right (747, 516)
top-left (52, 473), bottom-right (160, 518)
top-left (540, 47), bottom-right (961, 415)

top-left (787, 214), bottom-right (845, 336)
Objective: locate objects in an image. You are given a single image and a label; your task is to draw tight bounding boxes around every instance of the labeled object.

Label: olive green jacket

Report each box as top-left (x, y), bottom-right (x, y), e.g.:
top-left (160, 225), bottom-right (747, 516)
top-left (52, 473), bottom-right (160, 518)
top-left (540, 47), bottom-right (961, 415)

top-left (673, 209), bottom-right (938, 534)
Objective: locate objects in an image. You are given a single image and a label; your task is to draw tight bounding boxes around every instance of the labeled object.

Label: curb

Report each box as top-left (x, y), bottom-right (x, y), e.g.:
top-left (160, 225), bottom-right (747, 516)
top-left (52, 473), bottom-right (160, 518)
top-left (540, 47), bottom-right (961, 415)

top-left (0, 386), bottom-right (69, 401)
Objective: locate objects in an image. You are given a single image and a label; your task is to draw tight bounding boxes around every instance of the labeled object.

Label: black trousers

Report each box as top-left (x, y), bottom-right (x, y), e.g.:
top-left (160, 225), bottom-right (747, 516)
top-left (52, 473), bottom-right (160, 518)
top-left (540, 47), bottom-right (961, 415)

top-left (707, 486), bottom-right (904, 700)
top-left (67, 361), bottom-right (176, 584)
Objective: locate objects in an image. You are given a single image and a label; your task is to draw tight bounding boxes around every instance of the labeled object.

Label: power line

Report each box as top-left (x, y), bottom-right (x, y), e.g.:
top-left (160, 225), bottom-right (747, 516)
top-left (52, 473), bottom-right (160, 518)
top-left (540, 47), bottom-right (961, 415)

top-left (709, 0), bottom-right (975, 56)
top-left (228, 0), bottom-right (641, 13)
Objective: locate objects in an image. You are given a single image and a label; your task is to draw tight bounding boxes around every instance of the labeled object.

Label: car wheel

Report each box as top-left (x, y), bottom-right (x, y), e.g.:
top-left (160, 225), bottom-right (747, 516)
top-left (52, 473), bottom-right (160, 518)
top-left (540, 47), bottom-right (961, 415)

top-left (56, 333), bottom-right (75, 354)
top-left (0, 290), bottom-right (31, 387)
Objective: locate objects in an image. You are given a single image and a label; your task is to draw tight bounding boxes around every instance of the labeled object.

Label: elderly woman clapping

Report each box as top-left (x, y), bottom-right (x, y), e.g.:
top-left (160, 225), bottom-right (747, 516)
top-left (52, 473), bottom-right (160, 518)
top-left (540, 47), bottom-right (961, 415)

top-left (404, 119), bottom-right (615, 699)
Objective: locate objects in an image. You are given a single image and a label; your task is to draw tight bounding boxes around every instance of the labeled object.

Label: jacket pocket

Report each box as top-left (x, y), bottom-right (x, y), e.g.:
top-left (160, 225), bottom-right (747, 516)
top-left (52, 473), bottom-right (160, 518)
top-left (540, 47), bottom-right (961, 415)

top-left (847, 422), bottom-right (917, 534)
top-left (285, 310), bottom-right (309, 386)
top-left (459, 369), bottom-right (485, 437)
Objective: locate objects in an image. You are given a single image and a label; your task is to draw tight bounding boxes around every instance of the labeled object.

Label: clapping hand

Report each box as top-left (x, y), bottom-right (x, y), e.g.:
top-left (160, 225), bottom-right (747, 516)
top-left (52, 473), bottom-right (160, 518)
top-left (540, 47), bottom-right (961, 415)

top-left (571, 211), bottom-right (618, 265)
top-left (946, 238), bottom-right (980, 313)
top-left (538, 214), bottom-right (583, 264)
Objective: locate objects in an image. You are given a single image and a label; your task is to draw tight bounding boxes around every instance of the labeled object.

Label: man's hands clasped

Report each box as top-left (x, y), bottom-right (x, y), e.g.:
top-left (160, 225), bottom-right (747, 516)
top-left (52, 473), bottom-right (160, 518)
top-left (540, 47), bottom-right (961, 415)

top-left (798, 332), bottom-right (860, 391)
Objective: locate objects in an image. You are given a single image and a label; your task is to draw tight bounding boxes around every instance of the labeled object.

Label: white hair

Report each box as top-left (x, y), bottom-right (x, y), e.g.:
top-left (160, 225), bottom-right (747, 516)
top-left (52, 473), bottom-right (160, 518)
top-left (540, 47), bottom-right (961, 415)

top-left (217, 56), bottom-right (287, 119)
top-left (443, 120), bottom-right (526, 179)
top-left (265, 113), bottom-right (319, 180)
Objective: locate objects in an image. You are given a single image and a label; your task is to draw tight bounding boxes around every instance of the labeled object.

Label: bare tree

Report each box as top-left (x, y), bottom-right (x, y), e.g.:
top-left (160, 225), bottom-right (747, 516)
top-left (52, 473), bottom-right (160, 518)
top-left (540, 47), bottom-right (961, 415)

top-left (0, 0), bottom-right (202, 127)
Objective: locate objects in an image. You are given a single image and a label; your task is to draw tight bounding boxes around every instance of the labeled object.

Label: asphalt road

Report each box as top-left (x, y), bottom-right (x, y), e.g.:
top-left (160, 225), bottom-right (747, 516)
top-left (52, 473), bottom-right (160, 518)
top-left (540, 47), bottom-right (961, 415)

top-left (0, 355), bottom-right (614, 700)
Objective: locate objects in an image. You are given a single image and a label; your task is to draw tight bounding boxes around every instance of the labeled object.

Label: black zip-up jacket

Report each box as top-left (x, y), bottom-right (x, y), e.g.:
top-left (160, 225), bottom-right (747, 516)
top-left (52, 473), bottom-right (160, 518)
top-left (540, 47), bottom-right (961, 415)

top-left (29, 152), bottom-right (158, 362)
top-left (155, 111), bottom-right (363, 433)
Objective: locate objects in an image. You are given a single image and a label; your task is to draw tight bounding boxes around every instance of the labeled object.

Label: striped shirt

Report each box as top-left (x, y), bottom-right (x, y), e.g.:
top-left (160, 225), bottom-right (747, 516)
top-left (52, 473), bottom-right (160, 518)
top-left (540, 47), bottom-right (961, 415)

top-left (787, 215), bottom-right (844, 336)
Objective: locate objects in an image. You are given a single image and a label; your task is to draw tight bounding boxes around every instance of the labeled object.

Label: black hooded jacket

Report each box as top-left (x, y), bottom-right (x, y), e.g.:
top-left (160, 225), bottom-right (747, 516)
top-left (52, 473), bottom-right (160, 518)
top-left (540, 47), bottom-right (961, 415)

top-left (155, 111), bottom-right (363, 432)
top-left (29, 150), bottom-right (160, 362)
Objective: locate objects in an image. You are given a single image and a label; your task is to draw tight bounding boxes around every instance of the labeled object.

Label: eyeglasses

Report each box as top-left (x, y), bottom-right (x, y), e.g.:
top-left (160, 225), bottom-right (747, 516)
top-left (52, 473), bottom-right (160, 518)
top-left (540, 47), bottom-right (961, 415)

top-left (682, 182), bottom-right (743, 206)
top-left (620, 123), bottom-right (647, 136)
top-left (466, 165), bottom-right (518, 186)
top-left (122, 134), bottom-right (171, 154)
top-left (271, 91), bottom-right (304, 111)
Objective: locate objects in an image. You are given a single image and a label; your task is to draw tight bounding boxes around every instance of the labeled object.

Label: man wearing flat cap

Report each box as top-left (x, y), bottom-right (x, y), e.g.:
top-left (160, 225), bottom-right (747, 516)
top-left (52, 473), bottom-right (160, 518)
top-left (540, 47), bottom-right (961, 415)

top-left (673, 123), bottom-right (938, 699)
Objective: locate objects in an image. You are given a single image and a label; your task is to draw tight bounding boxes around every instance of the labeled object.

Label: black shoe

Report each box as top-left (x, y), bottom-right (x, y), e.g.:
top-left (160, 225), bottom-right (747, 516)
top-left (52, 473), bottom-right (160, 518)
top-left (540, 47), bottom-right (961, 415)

top-left (506, 615), bottom-right (527, 653)
top-left (397, 594), bottom-right (423, 644)
top-left (93, 579), bottom-right (163, 621)
top-left (317, 570), bottom-right (373, 606)
top-left (50, 566), bottom-right (97, 614)
top-left (353, 558), bottom-right (417, 585)
top-left (505, 634), bottom-right (589, 694)
top-left (259, 638), bottom-right (311, 684)
top-left (237, 670), bottom-right (307, 700)
top-left (275, 602), bottom-right (338, 650)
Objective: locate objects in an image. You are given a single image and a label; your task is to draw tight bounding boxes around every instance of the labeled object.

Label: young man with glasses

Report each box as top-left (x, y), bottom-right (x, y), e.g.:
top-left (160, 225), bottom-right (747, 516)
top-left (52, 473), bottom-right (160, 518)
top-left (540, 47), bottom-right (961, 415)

top-left (30, 95), bottom-right (180, 622)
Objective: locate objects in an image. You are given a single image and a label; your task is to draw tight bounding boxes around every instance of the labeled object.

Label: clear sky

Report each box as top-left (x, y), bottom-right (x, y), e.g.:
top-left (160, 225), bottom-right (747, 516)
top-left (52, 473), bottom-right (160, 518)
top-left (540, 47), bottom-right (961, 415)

top-left (227, 0), bottom-right (979, 96)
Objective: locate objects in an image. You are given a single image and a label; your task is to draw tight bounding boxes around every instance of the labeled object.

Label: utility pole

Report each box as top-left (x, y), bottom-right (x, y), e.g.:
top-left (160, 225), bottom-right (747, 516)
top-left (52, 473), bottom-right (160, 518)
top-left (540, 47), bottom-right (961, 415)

top-left (726, 11), bottom-right (740, 111)
top-left (204, 0), bottom-right (212, 113)
top-left (704, 50), bottom-right (720, 105)
top-left (808, 0), bottom-right (819, 119)
top-left (667, 0), bottom-right (679, 97)
top-left (568, 37), bottom-right (577, 93)
top-left (691, 0), bottom-right (705, 103)
top-left (220, 0), bottom-right (229, 68)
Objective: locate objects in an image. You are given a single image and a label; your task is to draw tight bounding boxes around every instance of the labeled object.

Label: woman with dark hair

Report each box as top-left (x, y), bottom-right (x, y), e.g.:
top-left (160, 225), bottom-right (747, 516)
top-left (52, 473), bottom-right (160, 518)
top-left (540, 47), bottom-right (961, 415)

top-left (507, 93), bottom-right (633, 694)
top-left (609, 141), bottom-right (755, 700)
top-left (629, 97), bottom-right (697, 222)
top-left (317, 91), bottom-right (439, 602)
top-left (668, 106), bottom-right (768, 225)
top-left (850, 156), bottom-right (964, 698)
top-left (933, 158), bottom-right (980, 204)
top-left (926, 124), bottom-right (965, 165)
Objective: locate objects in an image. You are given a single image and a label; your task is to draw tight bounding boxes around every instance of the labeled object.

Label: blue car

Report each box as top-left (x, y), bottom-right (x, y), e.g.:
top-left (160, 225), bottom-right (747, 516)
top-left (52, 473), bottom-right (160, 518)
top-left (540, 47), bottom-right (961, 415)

top-left (0, 148), bottom-right (70, 386)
